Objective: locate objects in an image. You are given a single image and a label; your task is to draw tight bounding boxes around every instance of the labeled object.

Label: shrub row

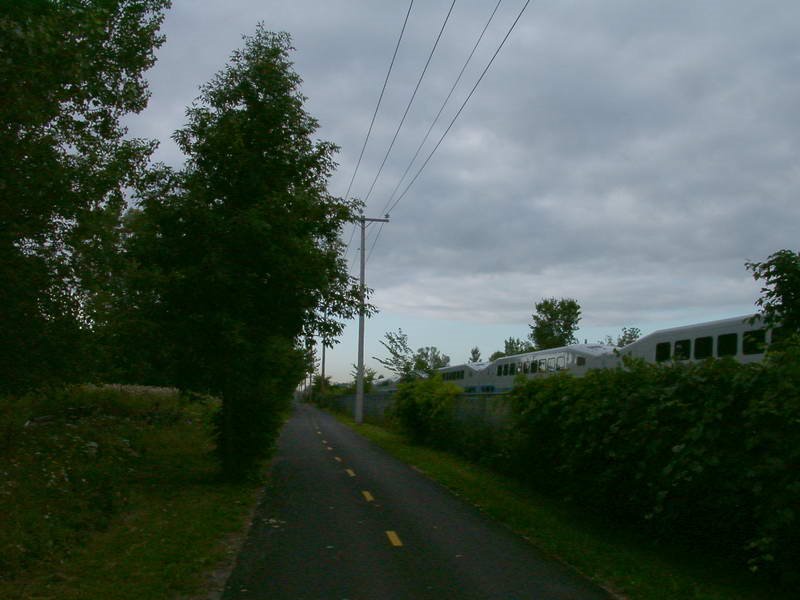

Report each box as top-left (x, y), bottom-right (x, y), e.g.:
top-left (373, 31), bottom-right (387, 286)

top-left (389, 346), bottom-right (800, 581)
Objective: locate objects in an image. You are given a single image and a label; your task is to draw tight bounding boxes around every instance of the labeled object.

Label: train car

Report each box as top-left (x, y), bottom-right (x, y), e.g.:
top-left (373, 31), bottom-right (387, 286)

top-left (439, 362), bottom-right (495, 393)
top-left (373, 314), bottom-right (781, 396)
top-left (439, 343), bottom-right (618, 393)
top-left (618, 314), bottom-right (777, 364)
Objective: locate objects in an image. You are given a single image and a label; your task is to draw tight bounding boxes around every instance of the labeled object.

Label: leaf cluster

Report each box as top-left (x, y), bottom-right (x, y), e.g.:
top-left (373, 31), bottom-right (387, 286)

top-left (747, 249), bottom-right (800, 334)
top-left (506, 353), bottom-right (800, 580)
top-left (528, 297), bottom-right (581, 350)
top-left (390, 375), bottom-right (462, 446)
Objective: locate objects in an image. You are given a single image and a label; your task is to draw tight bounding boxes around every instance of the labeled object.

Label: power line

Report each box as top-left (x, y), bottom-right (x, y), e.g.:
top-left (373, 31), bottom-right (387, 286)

top-left (380, 0), bottom-right (504, 216)
top-left (366, 220), bottom-right (385, 264)
top-left (341, 0), bottom-right (413, 270)
top-left (361, 0), bottom-right (458, 206)
top-left (342, 0), bottom-right (414, 205)
top-left (387, 0), bottom-right (532, 216)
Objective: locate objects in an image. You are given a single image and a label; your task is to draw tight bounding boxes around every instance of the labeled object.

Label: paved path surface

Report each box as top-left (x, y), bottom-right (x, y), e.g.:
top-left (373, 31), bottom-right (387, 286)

top-left (221, 404), bottom-right (609, 600)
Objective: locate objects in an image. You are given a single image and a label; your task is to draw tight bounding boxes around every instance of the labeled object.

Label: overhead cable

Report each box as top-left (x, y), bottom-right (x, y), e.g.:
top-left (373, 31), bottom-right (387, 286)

top-left (342, 0), bottom-right (414, 205)
top-left (387, 0), bottom-right (532, 216)
top-left (360, 0), bottom-right (458, 206)
top-left (380, 0), bottom-right (504, 216)
top-left (342, 0), bottom-right (414, 271)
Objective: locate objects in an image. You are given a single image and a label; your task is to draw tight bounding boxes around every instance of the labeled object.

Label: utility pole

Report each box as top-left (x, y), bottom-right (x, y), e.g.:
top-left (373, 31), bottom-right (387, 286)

top-left (320, 341), bottom-right (326, 395)
top-left (355, 214), bottom-right (389, 424)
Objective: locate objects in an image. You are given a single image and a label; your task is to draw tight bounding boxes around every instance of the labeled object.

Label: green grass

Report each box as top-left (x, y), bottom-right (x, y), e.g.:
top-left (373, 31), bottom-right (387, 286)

top-left (0, 385), bottom-right (263, 600)
top-left (335, 413), bottom-right (787, 600)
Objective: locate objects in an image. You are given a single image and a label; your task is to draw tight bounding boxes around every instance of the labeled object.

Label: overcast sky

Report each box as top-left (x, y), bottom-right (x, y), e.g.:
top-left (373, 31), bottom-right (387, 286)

top-left (126, 0), bottom-right (800, 382)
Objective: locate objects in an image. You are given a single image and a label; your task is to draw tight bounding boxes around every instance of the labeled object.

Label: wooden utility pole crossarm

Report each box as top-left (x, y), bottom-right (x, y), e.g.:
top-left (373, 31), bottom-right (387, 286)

top-left (355, 214), bottom-right (389, 424)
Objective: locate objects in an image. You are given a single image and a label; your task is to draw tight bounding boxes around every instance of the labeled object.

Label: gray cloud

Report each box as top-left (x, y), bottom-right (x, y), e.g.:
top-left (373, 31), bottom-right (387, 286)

top-left (124, 1), bottom-right (799, 378)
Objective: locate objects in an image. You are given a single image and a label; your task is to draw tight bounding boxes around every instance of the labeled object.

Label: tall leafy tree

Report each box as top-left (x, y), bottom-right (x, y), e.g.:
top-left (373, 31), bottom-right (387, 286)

top-left (489, 337), bottom-right (534, 361)
top-left (124, 27), bottom-right (361, 476)
top-left (0, 0), bottom-right (169, 393)
top-left (468, 346), bottom-right (482, 363)
top-left (616, 326), bottom-right (641, 347)
top-left (374, 329), bottom-right (415, 380)
top-left (528, 297), bottom-right (581, 350)
top-left (413, 346), bottom-right (450, 374)
top-left (746, 249), bottom-right (800, 335)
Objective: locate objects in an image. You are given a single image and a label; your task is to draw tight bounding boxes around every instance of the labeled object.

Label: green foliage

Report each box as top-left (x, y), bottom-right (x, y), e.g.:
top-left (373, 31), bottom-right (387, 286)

top-left (381, 347), bottom-right (800, 582)
top-left (413, 346), bottom-right (451, 374)
top-left (0, 0), bottom-right (169, 394)
top-left (374, 330), bottom-right (449, 377)
top-left (468, 346), bottom-right (482, 363)
top-left (489, 337), bottom-right (535, 360)
top-left (747, 249), bottom-right (800, 335)
top-left (114, 27), bottom-right (360, 477)
top-left (616, 326), bottom-right (641, 346)
top-left (347, 365), bottom-right (376, 393)
top-left (390, 375), bottom-right (461, 446)
top-left (0, 385), bottom-right (214, 581)
top-left (528, 297), bottom-right (582, 350)
top-left (373, 329), bottom-right (415, 379)
top-left (507, 353), bottom-right (800, 580)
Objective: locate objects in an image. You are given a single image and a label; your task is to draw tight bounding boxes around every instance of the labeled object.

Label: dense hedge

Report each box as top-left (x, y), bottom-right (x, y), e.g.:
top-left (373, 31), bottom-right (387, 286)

top-left (390, 375), bottom-right (463, 446)
top-left (390, 346), bottom-right (800, 580)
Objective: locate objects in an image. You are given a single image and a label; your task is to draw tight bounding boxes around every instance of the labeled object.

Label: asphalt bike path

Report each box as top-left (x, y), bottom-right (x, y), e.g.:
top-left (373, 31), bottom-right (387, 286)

top-left (222, 403), bottom-right (610, 599)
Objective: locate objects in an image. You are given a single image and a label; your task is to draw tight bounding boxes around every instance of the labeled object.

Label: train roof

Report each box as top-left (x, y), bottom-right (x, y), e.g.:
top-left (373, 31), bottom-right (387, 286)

top-left (493, 343), bottom-right (616, 361)
top-left (622, 314), bottom-right (761, 347)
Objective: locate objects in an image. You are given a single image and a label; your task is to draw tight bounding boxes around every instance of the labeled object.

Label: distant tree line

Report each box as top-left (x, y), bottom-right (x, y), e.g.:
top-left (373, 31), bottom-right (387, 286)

top-left (378, 246), bottom-right (800, 370)
top-left (1, 5), bottom-right (361, 478)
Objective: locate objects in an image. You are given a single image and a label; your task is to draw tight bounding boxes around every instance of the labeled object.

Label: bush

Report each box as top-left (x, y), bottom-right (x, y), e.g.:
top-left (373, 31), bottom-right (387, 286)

top-left (507, 351), bottom-right (800, 580)
top-left (390, 375), bottom-right (461, 446)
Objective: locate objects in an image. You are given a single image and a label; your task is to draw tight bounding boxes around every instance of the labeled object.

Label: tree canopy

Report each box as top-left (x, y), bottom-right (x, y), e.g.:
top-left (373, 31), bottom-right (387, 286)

top-left (747, 249), bottom-right (800, 336)
top-left (413, 346), bottom-right (451, 374)
top-left (468, 347), bottom-right (482, 363)
top-left (0, 0), bottom-right (169, 393)
top-left (374, 329), bottom-right (450, 378)
top-left (489, 337), bottom-right (534, 360)
top-left (528, 297), bottom-right (581, 350)
top-left (117, 27), bottom-right (361, 475)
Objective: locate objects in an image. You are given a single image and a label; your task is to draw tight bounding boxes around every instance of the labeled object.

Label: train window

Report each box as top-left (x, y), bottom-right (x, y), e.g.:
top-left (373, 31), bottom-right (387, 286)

top-left (694, 336), bottom-right (712, 359)
top-left (496, 365), bottom-right (502, 376)
top-left (546, 357), bottom-right (555, 371)
top-left (717, 333), bottom-right (738, 357)
top-left (538, 359), bottom-right (546, 371)
top-left (556, 356), bottom-right (565, 369)
top-left (576, 356), bottom-right (586, 366)
top-left (510, 363), bottom-right (517, 375)
top-left (674, 339), bottom-right (691, 360)
top-left (503, 364), bottom-right (509, 376)
top-left (523, 361), bottom-right (529, 374)
top-left (655, 342), bottom-right (671, 362)
top-left (743, 329), bottom-right (766, 355)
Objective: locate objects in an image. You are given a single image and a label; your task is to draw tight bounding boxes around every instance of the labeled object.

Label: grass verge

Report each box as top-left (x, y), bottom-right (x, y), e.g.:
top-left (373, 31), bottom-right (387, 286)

top-left (0, 385), bottom-right (263, 600)
top-left (334, 412), bottom-right (786, 600)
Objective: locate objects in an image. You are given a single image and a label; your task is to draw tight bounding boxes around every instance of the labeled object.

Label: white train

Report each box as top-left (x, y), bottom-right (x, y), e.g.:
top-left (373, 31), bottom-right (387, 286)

top-left (389, 314), bottom-right (777, 394)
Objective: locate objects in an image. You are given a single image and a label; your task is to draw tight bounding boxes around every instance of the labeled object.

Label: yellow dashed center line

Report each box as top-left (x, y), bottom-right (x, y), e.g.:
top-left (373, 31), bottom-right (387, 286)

top-left (385, 531), bottom-right (403, 547)
top-left (334, 456), bottom-right (342, 462)
top-left (345, 469), bottom-right (356, 477)
top-left (361, 490), bottom-right (375, 502)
